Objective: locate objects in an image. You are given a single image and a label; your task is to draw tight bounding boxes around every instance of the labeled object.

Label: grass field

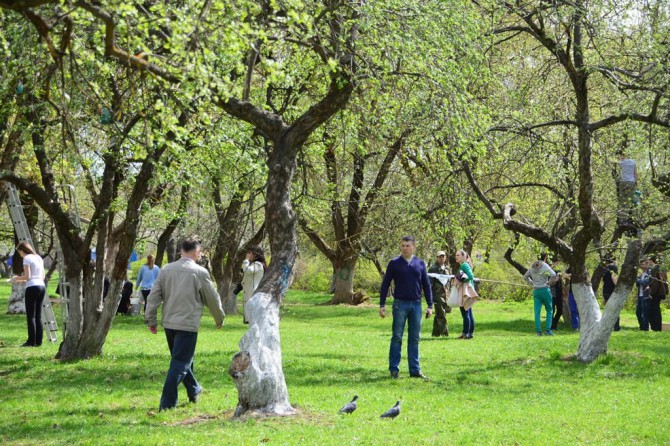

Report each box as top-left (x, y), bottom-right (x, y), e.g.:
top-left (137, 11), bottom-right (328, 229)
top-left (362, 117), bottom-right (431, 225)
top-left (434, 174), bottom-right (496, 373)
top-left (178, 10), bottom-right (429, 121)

top-left (1, 283), bottom-right (669, 445)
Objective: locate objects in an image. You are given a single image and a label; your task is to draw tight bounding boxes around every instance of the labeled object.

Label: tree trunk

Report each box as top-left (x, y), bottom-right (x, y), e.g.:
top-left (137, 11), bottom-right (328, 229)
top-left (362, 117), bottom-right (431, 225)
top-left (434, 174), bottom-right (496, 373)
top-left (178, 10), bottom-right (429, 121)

top-left (166, 238), bottom-right (176, 263)
top-left (573, 280), bottom-right (635, 362)
top-left (328, 273), bottom-right (336, 294)
top-left (229, 290), bottom-right (292, 416)
top-left (7, 282), bottom-right (26, 314)
top-left (229, 143), bottom-right (297, 417)
top-left (155, 185), bottom-right (189, 267)
top-left (574, 240), bottom-right (640, 362)
top-left (218, 273), bottom-right (238, 315)
top-left (330, 257), bottom-right (358, 304)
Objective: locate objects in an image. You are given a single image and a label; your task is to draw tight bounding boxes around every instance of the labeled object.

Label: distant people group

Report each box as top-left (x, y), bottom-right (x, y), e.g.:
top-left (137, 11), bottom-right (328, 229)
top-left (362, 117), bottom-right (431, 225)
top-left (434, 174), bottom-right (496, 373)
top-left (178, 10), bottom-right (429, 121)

top-left (636, 255), bottom-right (667, 332)
top-left (376, 235), bottom-right (669, 380)
top-left (10, 232), bottom-right (667, 401)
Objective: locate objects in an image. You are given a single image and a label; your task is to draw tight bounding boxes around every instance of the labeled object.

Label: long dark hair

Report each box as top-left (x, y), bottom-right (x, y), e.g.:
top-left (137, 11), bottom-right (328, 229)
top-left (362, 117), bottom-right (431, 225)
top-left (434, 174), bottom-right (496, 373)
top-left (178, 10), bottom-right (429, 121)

top-left (456, 249), bottom-right (473, 268)
top-left (16, 242), bottom-right (36, 255)
top-left (249, 245), bottom-right (267, 272)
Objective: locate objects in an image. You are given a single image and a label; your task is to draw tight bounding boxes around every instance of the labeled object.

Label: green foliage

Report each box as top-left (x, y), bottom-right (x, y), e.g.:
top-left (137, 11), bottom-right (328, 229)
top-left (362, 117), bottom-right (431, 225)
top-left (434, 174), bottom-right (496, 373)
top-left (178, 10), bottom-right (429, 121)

top-left (475, 260), bottom-right (530, 302)
top-left (292, 248), bottom-right (382, 296)
top-left (1, 284), bottom-right (670, 444)
top-left (291, 254), bottom-right (332, 292)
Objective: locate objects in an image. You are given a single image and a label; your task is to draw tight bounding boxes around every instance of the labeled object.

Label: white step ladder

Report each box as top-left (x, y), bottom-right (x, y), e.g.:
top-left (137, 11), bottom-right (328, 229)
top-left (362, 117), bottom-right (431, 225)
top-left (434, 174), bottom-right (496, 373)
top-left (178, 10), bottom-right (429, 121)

top-left (5, 182), bottom-right (58, 343)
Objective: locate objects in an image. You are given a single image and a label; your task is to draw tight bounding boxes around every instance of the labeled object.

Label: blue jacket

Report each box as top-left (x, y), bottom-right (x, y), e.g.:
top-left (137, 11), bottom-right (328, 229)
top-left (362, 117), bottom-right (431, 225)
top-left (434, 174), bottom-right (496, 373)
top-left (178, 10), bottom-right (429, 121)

top-left (379, 256), bottom-right (433, 308)
top-left (637, 269), bottom-right (651, 298)
top-left (136, 264), bottom-right (161, 290)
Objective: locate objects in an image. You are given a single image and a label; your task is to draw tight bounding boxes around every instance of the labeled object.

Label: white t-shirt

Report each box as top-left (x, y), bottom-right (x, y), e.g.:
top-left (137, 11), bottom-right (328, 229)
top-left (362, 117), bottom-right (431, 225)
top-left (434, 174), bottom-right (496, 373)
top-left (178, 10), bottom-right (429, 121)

top-left (619, 158), bottom-right (636, 183)
top-left (23, 253), bottom-right (46, 288)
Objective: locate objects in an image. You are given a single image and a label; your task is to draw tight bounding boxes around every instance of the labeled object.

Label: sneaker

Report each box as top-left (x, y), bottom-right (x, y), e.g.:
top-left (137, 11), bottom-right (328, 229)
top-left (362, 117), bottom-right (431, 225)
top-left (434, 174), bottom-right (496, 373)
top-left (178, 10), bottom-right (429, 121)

top-left (410, 372), bottom-right (430, 381)
top-left (189, 387), bottom-right (203, 403)
top-left (457, 335), bottom-right (466, 339)
top-left (544, 330), bottom-right (554, 336)
top-left (390, 370), bottom-right (399, 379)
top-left (536, 331), bottom-right (542, 336)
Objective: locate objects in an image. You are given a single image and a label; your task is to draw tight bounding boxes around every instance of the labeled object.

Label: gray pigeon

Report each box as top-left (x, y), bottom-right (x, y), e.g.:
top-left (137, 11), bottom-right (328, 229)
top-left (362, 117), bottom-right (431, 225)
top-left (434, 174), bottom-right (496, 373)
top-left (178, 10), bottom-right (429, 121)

top-left (338, 395), bottom-right (358, 414)
top-left (380, 400), bottom-right (401, 419)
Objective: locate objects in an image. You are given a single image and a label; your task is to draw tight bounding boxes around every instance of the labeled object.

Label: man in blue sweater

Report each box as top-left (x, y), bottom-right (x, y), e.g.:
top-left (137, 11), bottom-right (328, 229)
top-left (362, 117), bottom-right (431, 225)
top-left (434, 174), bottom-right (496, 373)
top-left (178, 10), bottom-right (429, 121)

top-left (379, 236), bottom-right (433, 380)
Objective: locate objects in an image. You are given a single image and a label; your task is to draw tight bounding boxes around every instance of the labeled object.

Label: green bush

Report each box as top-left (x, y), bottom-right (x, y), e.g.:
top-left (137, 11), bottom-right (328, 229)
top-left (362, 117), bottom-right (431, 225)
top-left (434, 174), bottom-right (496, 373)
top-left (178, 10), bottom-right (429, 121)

top-left (475, 261), bottom-right (531, 302)
top-left (292, 255), bottom-right (332, 292)
top-left (292, 255), bottom-right (383, 296)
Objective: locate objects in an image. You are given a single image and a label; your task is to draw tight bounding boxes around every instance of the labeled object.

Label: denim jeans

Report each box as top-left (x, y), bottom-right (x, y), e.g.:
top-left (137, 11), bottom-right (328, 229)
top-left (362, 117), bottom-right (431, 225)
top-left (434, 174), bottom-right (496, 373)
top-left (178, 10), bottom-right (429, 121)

top-left (647, 298), bottom-right (663, 332)
top-left (636, 297), bottom-right (650, 331)
top-left (568, 291), bottom-right (580, 329)
top-left (160, 329), bottom-right (201, 410)
top-left (459, 306), bottom-right (474, 337)
top-left (389, 300), bottom-right (423, 375)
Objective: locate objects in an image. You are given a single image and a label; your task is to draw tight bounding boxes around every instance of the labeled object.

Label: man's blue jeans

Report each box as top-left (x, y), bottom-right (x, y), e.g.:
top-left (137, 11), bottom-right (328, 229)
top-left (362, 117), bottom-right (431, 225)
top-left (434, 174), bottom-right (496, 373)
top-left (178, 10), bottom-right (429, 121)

top-left (568, 291), bottom-right (580, 329)
top-left (160, 329), bottom-right (201, 410)
top-left (389, 300), bottom-right (423, 375)
top-left (636, 296), bottom-right (649, 331)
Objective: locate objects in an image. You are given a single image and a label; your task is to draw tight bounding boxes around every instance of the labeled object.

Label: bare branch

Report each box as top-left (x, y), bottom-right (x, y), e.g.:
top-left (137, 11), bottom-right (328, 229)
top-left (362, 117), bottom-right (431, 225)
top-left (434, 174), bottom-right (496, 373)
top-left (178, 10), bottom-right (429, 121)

top-left (76, 1), bottom-right (181, 83)
top-left (0, 0), bottom-right (56, 10)
top-left (485, 182), bottom-right (566, 200)
top-left (298, 217), bottom-right (336, 260)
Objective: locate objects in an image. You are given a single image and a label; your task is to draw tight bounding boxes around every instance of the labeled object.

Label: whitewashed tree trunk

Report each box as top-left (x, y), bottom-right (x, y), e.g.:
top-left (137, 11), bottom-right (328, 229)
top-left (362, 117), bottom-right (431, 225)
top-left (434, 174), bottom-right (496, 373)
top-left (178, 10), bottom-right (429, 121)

top-left (229, 291), bottom-right (293, 417)
top-left (573, 279), bottom-right (636, 362)
top-left (6, 282), bottom-right (26, 314)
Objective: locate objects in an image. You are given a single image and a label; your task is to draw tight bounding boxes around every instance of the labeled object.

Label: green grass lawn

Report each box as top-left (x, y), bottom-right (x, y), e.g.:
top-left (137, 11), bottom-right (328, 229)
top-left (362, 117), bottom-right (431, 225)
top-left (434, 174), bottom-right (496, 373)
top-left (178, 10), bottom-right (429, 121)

top-left (1, 284), bottom-right (669, 445)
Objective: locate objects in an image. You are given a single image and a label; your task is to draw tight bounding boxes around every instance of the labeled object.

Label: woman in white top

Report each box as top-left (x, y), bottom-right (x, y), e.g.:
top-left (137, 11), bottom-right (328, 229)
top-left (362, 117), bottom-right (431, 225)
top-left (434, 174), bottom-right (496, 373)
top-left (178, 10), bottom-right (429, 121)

top-left (242, 245), bottom-right (266, 324)
top-left (13, 242), bottom-right (46, 347)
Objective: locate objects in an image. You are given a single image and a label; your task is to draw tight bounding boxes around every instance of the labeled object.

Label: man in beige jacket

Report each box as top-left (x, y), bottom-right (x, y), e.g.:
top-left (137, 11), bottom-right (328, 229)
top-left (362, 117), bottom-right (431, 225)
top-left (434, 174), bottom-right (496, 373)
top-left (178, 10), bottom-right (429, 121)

top-left (146, 236), bottom-right (225, 411)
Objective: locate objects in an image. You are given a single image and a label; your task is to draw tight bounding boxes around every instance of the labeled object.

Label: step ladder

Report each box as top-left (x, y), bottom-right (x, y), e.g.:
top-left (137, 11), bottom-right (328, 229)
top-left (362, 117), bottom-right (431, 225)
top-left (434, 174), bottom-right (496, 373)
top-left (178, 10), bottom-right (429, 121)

top-left (5, 182), bottom-right (58, 343)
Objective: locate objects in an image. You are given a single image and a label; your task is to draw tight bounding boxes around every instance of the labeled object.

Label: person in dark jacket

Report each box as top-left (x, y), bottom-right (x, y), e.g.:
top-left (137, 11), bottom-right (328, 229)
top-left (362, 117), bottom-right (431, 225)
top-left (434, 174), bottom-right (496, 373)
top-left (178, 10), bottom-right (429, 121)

top-left (647, 255), bottom-right (667, 332)
top-left (601, 257), bottom-right (620, 331)
top-left (379, 236), bottom-right (433, 380)
top-left (636, 258), bottom-right (652, 331)
top-left (117, 278), bottom-right (134, 315)
top-left (550, 257), bottom-right (564, 330)
top-left (428, 251), bottom-right (450, 337)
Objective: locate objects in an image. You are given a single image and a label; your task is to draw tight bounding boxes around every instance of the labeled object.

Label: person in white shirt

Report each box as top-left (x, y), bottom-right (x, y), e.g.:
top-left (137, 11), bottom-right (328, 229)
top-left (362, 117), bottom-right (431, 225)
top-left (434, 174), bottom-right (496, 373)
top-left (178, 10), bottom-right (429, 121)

top-left (242, 245), bottom-right (266, 324)
top-left (12, 242), bottom-right (46, 347)
top-left (618, 152), bottom-right (637, 227)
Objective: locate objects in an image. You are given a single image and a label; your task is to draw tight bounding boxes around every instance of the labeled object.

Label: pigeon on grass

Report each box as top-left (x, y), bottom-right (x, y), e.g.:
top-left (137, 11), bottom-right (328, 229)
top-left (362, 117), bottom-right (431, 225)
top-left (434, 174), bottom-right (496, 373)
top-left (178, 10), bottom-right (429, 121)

top-left (338, 395), bottom-right (358, 414)
top-left (380, 400), bottom-right (401, 419)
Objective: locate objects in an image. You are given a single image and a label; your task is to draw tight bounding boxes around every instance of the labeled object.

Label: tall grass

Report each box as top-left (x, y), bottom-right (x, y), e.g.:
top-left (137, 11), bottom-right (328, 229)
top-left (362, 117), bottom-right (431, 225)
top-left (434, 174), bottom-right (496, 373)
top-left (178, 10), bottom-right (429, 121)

top-left (1, 283), bottom-right (668, 445)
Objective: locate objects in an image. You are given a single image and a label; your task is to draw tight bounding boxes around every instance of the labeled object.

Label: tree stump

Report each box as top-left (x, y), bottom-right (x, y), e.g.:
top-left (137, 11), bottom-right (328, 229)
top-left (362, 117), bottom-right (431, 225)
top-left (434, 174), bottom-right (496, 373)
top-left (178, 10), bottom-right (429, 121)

top-left (7, 282), bottom-right (25, 314)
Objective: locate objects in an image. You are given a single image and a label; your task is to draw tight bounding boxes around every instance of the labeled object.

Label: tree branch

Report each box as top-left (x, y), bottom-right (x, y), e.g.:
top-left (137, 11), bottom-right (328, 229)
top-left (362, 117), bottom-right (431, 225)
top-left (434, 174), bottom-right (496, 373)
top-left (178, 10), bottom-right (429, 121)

top-left (75, 1), bottom-right (181, 83)
top-left (485, 182), bottom-right (566, 200)
top-left (298, 217), bottom-right (336, 260)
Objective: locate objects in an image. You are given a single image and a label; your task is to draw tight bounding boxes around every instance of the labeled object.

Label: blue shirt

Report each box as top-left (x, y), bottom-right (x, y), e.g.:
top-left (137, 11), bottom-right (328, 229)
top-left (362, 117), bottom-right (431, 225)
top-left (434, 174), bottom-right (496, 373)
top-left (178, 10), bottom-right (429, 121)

top-left (136, 264), bottom-right (161, 290)
top-left (379, 256), bottom-right (433, 308)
